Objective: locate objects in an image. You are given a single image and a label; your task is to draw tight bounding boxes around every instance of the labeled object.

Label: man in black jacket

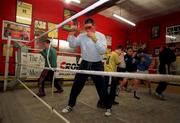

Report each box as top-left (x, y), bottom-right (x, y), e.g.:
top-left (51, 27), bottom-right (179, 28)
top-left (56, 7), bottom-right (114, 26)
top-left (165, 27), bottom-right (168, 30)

top-left (155, 45), bottom-right (176, 100)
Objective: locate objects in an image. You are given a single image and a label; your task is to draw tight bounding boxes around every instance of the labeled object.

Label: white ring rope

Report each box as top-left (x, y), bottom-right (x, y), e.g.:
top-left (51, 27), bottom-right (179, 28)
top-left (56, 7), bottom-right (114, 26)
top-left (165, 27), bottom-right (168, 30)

top-left (47, 42), bottom-right (54, 71)
top-left (17, 79), bottom-right (70, 123)
top-left (27, 48), bottom-right (81, 56)
top-left (18, 63), bottom-right (180, 83)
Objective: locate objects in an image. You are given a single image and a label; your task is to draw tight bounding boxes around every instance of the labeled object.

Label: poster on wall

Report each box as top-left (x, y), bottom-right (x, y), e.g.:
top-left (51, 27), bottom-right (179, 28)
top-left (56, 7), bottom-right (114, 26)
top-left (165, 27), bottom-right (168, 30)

top-left (19, 52), bottom-right (81, 79)
top-left (153, 47), bottom-right (160, 56)
top-left (48, 22), bottom-right (58, 39)
top-left (151, 25), bottom-right (160, 39)
top-left (105, 35), bottom-right (112, 46)
top-left (16, 0), bottom-right (32, 25)
top-left (56, 56), bottom-right (81, 78)
top-left (34, 20), bottom-right (47, 49)
top-left (20, 52), bottom-right (45, 78)
top-left (63, 9), bottom-right (77, 32)
top-left (166, 25), bottom-right (180, 43)
top-left (2, 20), bottom-right (31, 42)
top-left (3, 44), bottom-right (13, 57)
top-left (34, 20), bottom-right (46, 36)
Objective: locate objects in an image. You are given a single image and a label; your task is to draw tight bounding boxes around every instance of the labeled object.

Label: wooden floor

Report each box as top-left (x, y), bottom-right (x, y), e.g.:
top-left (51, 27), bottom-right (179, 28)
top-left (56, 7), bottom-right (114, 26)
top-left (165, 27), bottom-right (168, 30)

top-left (0, 85), bottom-right (180, 123)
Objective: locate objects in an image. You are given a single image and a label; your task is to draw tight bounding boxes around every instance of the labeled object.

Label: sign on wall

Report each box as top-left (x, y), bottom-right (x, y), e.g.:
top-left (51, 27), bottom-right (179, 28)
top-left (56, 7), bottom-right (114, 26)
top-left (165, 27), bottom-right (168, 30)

top-left (56, 56), bottom-right (81, 78)
top-left (34, 20), bottom-right (47, 49)
top-left (105, 35), bottom-right (112, 46)
top-left (34, 20), bottom-right (46, 36)
top-left (16, 1), bottom-right (32, 25)
top-left (166, 25), bottom-right (180, 43)
top-left (2, 20), bottom-right (31, 42)
top-left (63, 9), bottom-right (77, 32)
top-left (3, 44), bottom-right (13, 57)
top-left (19, 52), bottom-right (81, 79)
top-left (20, 52), bottom-right (45, 78)
top-left (48, 22), bottom-right (58, 39)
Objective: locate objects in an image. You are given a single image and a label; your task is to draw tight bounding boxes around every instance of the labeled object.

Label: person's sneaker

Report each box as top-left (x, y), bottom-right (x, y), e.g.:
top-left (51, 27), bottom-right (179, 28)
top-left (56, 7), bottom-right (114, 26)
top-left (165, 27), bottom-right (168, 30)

top-left (62, 106), bottom-right (72, 113)
top-left (36, 92), bottom-right (46, 97)
top-left (133, 91), bottom-right (140, 100)
top-left (112, 101), bottom-right (119, 105)
top-left (159, 94), bottom-right (166, 101)
top-left (54, 89), bottom-right (64, 93)
top-left (104, 109), bottom-right (112, 117)
top-left (154, 92), bottom-right (166, 101)
top-left (134, 95), bottom-right (140, 100)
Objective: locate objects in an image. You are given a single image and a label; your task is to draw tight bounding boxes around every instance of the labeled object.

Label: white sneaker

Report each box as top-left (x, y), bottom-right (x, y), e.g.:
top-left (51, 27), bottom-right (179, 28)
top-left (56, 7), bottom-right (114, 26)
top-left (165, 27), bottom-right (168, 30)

top-left (62, 106), bottom-right (72, 113)
top-left (104, 109), bottom-right (112, 117)
top-left (154, 93), bottom-right (166, 101)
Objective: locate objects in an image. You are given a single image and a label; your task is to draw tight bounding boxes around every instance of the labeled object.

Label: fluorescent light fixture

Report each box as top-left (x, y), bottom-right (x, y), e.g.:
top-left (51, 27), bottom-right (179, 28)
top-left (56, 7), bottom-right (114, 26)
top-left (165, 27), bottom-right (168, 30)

top-left (65, 0), bottom-right (81, 4)
top-left (166, 35), bottom-right (176, 40)
top-left (113, 14), bottom-right (136, 26)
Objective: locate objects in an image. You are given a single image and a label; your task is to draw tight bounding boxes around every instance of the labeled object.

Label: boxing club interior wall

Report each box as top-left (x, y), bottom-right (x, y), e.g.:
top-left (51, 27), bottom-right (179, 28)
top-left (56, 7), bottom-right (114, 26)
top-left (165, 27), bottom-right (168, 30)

top-left (0, 0), bottom-right (179, 75)
top-left (129, 11), bottom-right (180, 53)
top-left (0, 0), bottom-right (128, 75)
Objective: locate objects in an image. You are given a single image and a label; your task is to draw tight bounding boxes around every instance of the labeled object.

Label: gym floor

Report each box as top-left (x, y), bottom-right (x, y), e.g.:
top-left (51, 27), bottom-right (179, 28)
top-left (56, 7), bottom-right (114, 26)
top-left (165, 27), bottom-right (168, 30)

top-left (0, 85), bottom-right (180, 123)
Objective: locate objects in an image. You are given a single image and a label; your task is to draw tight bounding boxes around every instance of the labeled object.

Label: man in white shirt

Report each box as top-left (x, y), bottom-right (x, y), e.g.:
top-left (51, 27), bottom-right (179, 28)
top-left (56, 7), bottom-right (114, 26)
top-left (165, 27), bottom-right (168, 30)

top-left (62, 18), bottom-right (112, 116)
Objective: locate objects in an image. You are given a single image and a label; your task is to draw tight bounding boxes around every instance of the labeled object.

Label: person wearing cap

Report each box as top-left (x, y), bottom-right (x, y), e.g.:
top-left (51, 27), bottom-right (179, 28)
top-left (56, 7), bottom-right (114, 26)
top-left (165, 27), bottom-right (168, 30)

top-left (62, 18), bottom-right (112, 116)
top-left (37, 39), bottom-right (63, 97)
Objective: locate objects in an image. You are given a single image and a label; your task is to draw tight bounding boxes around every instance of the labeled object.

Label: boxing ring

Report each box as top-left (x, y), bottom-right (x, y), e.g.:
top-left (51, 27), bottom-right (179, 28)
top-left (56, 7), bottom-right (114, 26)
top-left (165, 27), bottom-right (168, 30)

top-left (2, 0), bottom-right (180, 123)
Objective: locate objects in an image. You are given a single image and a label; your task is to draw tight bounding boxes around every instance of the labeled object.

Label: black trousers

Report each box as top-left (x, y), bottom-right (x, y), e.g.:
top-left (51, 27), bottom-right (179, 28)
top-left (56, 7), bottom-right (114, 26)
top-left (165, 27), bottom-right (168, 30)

top-left (38, 70), bottom-right (62, 93)
top-left (117, 67), bottom-right (126, 81)
top-left (155, 64), bottom-right (168, 94)
top-left (68, 60), bottom-right (112, 109)
top-left (104, 76), bottom-right (118, 103)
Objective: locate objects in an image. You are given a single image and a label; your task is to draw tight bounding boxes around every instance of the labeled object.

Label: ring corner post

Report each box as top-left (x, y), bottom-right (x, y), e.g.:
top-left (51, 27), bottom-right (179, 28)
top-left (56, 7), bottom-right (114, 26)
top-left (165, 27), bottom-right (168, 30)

top-left (4, 36), bottom-right (12, 91)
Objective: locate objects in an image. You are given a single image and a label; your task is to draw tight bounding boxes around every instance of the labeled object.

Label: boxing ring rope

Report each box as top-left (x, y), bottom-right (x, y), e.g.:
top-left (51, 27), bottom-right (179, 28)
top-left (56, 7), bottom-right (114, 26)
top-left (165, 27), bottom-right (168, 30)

top-left (17, 79), bottom-right (70, 123)
top-left (18, 63), bottom-right (180, 83)
top-left (27, 48), bottom-right (81, 56)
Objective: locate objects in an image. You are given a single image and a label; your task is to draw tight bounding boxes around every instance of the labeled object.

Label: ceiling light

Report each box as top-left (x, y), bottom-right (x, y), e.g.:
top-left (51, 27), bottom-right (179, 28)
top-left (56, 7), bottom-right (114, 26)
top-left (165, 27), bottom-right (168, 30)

top-left (113, 14), bottom-right (136, 26)
top-left (65, 0), bottom-right (81, 4)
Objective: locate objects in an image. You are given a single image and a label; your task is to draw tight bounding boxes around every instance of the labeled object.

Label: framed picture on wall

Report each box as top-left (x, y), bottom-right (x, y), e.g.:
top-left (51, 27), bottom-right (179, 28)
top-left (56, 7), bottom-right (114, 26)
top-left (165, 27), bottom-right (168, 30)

top-left (153, 47), bottom-right (160, 56)
top-left (34, 20), bottom-right (47, 49)
top-left (3, 44), bottom-right (13, 57)
top-left (2, 20), bottom-right (31, 42)
top-left (166, 25), bottom-right (180, 43)
top-left (105, 35), bottom-right (112, 46)
top-left (48, 22), bottom-right (58, 39)
top-left (63, 9), bottom-right (77, 32)
top-left (151, 25), bottom-right (160, 39)
top-left (34, 20), bottom-right (46, 36)
top-left (16, 1), bottom-right (32, 25)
